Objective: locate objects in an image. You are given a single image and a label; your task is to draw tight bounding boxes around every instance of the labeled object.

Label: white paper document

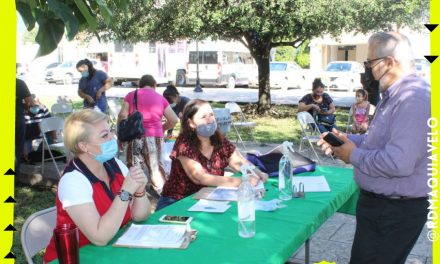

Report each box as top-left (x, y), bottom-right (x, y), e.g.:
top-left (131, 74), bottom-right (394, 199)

top-left (114, 224), bottom-right (186, 248)
top-left (291, 176), bottom-right (331, 192)
top-left (206, 181), bottom-right (265, 201)
top-left (188, 199), bottom-right (231, 213)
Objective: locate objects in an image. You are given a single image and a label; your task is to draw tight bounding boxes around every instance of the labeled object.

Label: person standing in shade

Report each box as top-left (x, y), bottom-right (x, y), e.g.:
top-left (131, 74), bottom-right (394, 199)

top-left (15, 77), bottom-right (35, 185)
top-left (318, 32), bottom-right (430, 264)
top-left (76, 59), bottom-right (112, 113)
top-left (163, 84), bottom-right (190, 137)
top-left (118, 75), bottom-right (179, 195)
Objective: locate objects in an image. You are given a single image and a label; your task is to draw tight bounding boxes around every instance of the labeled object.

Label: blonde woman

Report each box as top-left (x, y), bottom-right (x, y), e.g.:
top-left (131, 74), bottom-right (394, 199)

top-left (44, 109), bottom-right (151, 263)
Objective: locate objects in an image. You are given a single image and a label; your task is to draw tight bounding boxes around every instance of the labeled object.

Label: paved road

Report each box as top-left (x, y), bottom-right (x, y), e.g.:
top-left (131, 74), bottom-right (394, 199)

top-left (27, 83), bottom-right (356, 108)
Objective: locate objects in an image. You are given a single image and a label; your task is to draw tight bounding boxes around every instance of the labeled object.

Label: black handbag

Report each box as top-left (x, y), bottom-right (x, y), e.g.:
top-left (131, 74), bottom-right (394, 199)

top-left (317, 114), bottom-right (336, 126)
top-left (117, 89), bottom-right (145, 142)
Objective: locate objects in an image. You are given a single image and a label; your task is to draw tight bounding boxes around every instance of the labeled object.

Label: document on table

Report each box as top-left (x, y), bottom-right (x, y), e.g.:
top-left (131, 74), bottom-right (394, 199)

top-left (113, 224), bottom-right (186, 248)
top-left (206, 181), bottom-right (265, 201)
top-left (188, 199), bottom-right (231, 213)
top-left (292, 176), bottom-right (331, 192)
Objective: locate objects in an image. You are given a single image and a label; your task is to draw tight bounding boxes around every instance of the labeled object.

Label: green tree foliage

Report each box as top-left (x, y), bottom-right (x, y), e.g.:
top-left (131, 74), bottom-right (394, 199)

top-left (15, 0), bottom-right (129, 57)
top-left (19, 0), bottom-right (428, 113)
top-left (274, 46), bottom-right (295, 62)
top-left (294, 40), bottom-right (310, 69)
top-left (100, 0), bottom-right (427, 113)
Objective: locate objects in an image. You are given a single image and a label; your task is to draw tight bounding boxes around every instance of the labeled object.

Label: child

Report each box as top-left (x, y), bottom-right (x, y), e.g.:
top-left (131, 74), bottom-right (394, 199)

top-left (351, 89), bottom-right (370, 134)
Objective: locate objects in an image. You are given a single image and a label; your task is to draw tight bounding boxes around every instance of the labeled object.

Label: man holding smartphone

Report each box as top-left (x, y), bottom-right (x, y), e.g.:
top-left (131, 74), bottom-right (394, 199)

top-left (318, 32), bottom-right (430, 264)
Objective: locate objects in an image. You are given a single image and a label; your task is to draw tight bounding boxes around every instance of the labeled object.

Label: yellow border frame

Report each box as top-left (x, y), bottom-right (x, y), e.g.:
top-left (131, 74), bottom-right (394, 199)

top-left (0, 0), bottom-right (16, 263)
top-left (0, 2), bottom-right (437, 264)
top-left (430, 2), bottom-right (439, 263)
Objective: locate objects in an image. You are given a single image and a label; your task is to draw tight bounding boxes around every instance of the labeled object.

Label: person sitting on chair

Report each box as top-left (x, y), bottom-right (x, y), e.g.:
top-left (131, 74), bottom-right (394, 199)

top-left (44, 109), bottom-right (151, 263)
top-left (156, 99), bottom-right (268, 211)
top-left (298, 78), bottom-right (337, 133)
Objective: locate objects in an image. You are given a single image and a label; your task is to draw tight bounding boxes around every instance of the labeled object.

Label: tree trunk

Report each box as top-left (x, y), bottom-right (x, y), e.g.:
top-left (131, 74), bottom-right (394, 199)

top-left (244, 33), bottom-right (272, 115)
top-left (254, 52), bottom-right (271, 114)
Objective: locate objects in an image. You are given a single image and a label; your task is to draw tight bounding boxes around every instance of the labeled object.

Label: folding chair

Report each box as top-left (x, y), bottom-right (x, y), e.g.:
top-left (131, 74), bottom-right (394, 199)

top-left (21, 207), bottom-right (56, 264)
top-left (225, 102), bottom-right (257, 150)
top-left (297, 111), bottom-right (324, 163)
top-left (39, 117), bottom-right (67, 177)
top-left (51, 102), bottom-right (73, 119)
top-left (107, 97), bottom-right (122, 131)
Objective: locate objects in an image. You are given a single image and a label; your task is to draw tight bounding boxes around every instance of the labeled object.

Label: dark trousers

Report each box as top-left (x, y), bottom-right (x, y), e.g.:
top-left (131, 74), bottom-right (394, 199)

top-left (15, 116), bottom-right (26, 185)
top-left (350, 191), bottom-right (428, 264)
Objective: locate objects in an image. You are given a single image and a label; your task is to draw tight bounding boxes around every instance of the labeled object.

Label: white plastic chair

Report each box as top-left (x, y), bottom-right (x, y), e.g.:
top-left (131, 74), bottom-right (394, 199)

top-left (225, 102), bottom-right (257, 149)
top-left (39, 117), bottom-right (67, 177)
top-left (107, 97), bottom-right (122, 131)
top-left (51, 102), bottom-right (73, 119)
top-left (297, 111), bottom-right (323, 163)
top-left (21, 207), bottom-right (56, 264)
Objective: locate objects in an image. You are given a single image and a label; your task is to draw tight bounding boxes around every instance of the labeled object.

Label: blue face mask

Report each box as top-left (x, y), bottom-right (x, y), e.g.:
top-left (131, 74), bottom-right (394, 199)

top-left (92, 139), bottom-right (118, 163)
top-left (29, 105), bottom-right (40, 114)
top-left (196, 122), bottom-right (217, 138)
top-left (81, 71), bottom-right (89, 78)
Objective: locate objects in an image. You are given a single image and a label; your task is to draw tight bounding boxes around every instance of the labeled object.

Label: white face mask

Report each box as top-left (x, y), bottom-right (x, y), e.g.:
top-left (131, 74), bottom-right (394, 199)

top-left (170, 103), bottom-right (177, 108)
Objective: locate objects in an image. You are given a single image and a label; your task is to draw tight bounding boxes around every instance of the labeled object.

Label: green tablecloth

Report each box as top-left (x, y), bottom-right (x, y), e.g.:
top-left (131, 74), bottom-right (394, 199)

top-left (51, 166), bottom-right (357, 264)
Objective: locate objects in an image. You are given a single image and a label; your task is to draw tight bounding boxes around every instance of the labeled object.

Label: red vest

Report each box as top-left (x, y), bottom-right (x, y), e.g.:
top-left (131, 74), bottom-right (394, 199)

top-left (44, 158), bottom-right (131, 263)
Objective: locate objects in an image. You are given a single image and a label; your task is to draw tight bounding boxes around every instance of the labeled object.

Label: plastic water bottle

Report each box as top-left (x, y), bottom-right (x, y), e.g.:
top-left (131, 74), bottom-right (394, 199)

top-left (237, 168), bottom-right (255, 238)
top-left (278, 142), bottom-right (293, 200)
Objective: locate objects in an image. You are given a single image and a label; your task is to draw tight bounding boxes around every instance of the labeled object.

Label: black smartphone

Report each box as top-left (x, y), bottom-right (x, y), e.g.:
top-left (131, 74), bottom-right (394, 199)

top-left (323, 132), bottom-right (344, 147)
top-left (159, 215), bottom-right (193, 224)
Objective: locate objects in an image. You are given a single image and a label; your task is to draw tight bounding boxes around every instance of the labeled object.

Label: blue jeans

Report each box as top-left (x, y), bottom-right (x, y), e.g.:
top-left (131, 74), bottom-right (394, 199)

top-left (156, 196), bottom-right (177, 211)
top-left (317, 123), bottom-right (336, 133)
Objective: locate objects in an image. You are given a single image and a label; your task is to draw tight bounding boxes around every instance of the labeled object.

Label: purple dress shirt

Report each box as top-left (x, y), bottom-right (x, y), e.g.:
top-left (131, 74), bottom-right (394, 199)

top-left (348, 74), bottom-right (431, 198)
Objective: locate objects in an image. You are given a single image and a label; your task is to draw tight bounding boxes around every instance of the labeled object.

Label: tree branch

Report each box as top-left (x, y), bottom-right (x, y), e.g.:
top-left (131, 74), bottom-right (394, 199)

top-left (270, 38), bottom-right (304, 48)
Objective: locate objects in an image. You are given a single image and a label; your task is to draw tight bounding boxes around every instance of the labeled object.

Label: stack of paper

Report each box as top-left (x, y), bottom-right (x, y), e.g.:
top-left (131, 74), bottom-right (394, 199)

top-left (291, 176), bottom-right (331, 192)
top-left (188, 199), bottom-right (231, 213)
top-left (114, 224), bottom-right (187, 248)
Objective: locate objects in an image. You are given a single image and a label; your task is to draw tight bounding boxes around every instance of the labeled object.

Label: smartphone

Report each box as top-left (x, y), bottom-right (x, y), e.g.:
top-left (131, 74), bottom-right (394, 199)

top-left (158, 215), bottom-right (193, 224)
top-left (323, 132), bottom-right (344, 147)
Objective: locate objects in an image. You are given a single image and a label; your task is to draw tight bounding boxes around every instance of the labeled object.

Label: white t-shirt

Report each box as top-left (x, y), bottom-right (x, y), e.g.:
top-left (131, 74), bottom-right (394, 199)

top-left (58, 158), bottom-right (129, 209)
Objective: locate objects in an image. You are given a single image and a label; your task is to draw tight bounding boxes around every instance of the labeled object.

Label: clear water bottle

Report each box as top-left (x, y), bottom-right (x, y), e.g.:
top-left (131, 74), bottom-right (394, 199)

top-left (237, 167), bottom-right (255, 238)
top-left (278, 142), bottom-right (293, 200)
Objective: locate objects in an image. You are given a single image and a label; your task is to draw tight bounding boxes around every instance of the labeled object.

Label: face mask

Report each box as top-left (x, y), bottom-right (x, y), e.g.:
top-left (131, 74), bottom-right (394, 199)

top-left (170, 103), bottom-right (177, 108)
top-left (29, 105), bottom-right (40, 114)
top-left (91, 138), bottom-right (118, 163)
top-left (196, 122), bottom-right (217, 137)
top-left (81, 71), bottom-right (89, 78)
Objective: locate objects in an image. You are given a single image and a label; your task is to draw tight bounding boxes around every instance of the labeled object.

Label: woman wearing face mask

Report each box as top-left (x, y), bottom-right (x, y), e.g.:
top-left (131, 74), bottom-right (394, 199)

top-left (76, 59), bottom-right (112, 113)
top-left (118, 74), bottom-right (179, 196)
top-left (298, 78), bottom-right (337, 133)
top-left (163, 84), bottom-right (190, 138)
top-left (44, 109), bottom-right (151, 263)
top-left (156, 99), bottom-right (268, 210)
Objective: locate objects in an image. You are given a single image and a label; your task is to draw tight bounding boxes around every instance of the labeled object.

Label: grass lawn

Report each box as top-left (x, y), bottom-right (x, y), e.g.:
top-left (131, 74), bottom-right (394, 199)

top-left (13, 102), bottom-right (350, 262)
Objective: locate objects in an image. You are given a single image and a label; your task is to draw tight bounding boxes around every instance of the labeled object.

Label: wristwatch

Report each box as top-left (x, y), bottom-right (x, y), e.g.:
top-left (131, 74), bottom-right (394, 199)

top-left (117, 190), bottom-right (133, 202)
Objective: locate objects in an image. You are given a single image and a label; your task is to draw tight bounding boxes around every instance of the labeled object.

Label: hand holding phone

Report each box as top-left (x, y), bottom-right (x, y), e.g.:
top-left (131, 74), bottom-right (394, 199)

top-left (159, 215), bottom-right (193, 224)
top-left (323, 132), bottom-right (344, 147)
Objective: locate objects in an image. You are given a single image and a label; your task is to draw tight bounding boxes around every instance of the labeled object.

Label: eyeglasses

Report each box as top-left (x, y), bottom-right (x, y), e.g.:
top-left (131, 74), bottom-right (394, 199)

top-left (364, 56), bottom-right (387, 68)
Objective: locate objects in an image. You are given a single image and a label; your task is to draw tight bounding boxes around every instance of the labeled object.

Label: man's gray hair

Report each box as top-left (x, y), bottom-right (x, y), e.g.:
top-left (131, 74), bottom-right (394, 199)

top-left (368, 32), bottom-right (414, 71)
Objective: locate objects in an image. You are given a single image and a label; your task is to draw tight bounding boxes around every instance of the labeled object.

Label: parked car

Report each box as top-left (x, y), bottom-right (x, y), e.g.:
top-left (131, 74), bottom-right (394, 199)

top-left (414, 58), bottom-right (431, 84)
top-left (321, 61), bottom-right (364, 92)
top-left (269, 61), bottom-right (307, 90)
top-left (45, 60), bottom-right (103, 84)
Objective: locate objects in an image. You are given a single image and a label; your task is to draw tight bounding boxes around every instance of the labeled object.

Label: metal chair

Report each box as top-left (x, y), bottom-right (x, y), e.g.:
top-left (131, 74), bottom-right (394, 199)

top-left (39, 117), bottom-right (67, 177)
top-left (51, 102), bottom-right (73, 119)
top-left (297, 111), bottom-right (323, 163)
top-left (21, 207), bottom-right (56, 264)
top-left (224, 102), bottom-right (257, 149)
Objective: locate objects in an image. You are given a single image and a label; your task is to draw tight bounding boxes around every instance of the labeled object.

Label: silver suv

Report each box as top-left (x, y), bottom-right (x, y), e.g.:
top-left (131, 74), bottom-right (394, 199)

top-left (45, 60), bottom-right (103, 84)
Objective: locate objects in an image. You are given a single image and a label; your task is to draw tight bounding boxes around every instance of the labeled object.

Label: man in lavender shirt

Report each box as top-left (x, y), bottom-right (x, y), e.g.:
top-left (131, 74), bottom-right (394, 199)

top-left (318, 32), bottom-right (430, 264)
